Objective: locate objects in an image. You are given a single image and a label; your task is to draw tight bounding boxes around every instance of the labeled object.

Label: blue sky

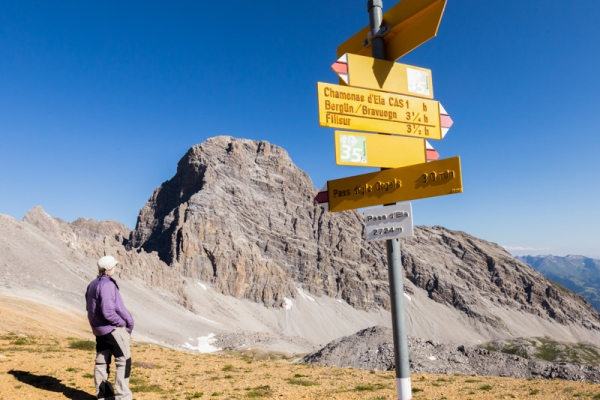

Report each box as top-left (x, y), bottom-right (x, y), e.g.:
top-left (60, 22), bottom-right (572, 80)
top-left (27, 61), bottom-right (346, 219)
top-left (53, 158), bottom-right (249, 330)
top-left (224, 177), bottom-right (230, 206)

top-left (1, 1), bottom-right (599, 258)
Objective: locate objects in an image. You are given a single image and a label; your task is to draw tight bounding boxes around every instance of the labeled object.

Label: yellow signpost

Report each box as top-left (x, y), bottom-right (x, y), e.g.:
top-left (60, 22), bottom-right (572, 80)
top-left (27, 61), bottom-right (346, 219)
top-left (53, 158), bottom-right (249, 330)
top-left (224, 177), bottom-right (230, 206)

top-left (334, 53), bottom-right (434, 99)
top-left (337, 0), bottom-right (447, 62)
top-left (334, 131), bottom-right (426, 168)
top-left (317, 82), bottom-right (442, 140)
top-left (316, 2), bottom-right (456, 399)
top-left (327, 156), bottom-right (462, 213)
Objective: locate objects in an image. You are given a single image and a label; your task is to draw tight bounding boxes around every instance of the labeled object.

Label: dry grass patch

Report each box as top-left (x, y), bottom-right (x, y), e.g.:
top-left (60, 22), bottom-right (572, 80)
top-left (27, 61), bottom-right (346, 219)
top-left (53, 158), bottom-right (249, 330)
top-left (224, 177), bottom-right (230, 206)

top-left (2, 332), bottom-right (600, 399)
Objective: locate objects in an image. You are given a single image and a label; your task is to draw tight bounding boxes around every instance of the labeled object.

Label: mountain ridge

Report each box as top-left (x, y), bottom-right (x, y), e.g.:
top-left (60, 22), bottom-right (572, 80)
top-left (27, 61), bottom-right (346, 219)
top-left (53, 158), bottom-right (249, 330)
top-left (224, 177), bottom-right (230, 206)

top-left (1, 136), bottom-right (600, 352)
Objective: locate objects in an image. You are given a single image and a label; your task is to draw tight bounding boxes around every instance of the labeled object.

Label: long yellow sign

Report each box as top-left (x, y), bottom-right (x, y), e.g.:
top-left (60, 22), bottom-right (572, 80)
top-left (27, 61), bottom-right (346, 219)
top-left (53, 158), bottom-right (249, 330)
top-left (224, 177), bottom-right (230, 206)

top-left (318, 82), bottom-right (442, 140)
top-left (334, 131), bottom-right (426, 168)
top-left (337, 0), bottom-right (446, 62)
top-left (328, 156), bottom-right (462, 212)
top-left (336, 53), bottom-right (434, 99)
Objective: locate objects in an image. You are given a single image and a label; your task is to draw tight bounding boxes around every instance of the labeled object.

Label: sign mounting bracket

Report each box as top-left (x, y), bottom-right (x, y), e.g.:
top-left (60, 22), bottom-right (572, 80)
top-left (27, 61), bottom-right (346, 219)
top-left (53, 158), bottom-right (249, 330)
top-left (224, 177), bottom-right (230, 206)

top-left (363, 25), bottom-right (391, 48)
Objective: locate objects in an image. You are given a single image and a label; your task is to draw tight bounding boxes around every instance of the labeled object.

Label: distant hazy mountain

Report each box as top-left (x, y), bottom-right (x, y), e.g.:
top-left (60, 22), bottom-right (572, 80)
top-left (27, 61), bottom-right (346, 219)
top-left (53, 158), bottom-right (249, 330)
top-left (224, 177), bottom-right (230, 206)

top-left (517, 255), bottom-right (600, 312)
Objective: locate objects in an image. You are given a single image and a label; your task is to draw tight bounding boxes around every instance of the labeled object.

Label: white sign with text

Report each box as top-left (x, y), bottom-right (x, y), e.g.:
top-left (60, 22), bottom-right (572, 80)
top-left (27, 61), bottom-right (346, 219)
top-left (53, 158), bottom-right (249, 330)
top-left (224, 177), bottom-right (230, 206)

top-left (364, 203), bottom-right (413, 241)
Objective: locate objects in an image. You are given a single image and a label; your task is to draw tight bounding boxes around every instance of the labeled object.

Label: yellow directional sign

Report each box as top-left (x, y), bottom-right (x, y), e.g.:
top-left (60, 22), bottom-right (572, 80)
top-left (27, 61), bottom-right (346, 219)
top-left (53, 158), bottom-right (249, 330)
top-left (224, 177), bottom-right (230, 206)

top-left (337, 0), bottom-right (446, 62)
top-left (318, 82), bottom-right (442, 140)
top-left (334, 53), bottom-right (434, 99)
top-left (327, 156), bottom-right (462, 212)
top-left (334, 131), bottom-right (426, 168)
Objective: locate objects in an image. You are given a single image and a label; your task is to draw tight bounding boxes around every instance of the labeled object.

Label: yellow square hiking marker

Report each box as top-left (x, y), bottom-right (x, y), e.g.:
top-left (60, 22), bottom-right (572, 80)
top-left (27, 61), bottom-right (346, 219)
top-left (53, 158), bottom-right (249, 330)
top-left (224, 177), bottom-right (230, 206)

top-left (317, 82), bottom-right (442, 140)
top-left (334, 131), bottom-right (426, 168)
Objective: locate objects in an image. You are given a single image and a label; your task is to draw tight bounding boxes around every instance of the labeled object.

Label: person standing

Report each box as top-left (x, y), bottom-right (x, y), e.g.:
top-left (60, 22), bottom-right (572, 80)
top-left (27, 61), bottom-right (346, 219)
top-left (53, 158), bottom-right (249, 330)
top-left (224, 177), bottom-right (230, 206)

top-left (85, 255), bottom-right (134, 400)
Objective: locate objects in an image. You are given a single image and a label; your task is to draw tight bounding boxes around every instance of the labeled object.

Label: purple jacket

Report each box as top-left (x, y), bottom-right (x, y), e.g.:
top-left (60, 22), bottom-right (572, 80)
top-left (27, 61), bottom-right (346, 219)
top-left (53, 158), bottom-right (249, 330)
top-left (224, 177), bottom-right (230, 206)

top-left (85, 275), bottom-right (134, 336)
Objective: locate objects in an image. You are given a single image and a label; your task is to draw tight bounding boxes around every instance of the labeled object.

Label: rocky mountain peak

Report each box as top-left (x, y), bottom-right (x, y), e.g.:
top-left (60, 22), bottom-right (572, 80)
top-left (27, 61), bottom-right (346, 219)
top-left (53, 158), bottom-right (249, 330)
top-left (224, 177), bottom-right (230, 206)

top-left (129, 136), bottom-right (387, 309)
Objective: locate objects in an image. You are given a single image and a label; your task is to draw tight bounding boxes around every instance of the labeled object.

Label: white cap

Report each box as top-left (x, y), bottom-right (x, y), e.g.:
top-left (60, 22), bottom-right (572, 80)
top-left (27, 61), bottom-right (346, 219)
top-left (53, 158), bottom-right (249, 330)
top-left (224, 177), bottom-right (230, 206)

top-left (97, 255), bottom-right (118, 271)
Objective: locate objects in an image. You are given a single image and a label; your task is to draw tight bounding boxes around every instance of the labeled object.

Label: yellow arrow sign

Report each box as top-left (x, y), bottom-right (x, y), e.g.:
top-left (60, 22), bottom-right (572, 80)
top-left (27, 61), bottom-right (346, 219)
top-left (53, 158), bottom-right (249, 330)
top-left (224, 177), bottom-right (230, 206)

top-left (318, 82), bottom-right (442, 140)
top-left (333, 53), bottom-right (434, 99)
top-left (327, 156), bottom-right (462, 212)
top-left (334, 131), bottom-right (426, 168)
top-left (337, 0), bottom-right (447, 62)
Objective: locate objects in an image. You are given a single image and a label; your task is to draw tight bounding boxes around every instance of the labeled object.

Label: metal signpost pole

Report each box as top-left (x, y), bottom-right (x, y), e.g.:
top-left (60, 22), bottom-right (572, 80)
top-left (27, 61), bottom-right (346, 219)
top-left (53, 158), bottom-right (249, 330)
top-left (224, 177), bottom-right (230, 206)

top-left (367, 1), bottom-right (412, 399)
top-left (386, 236), bottom-right (411, 400)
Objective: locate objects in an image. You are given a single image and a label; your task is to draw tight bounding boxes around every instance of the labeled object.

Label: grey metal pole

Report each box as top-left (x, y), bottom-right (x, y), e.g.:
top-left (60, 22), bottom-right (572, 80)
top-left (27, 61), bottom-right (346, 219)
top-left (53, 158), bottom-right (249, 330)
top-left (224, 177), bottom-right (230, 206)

top-left (386, 238), bottom-right (411, 400)
top-left (368, 0), bottom-right (386, 59)
top-left (367, 1), bottom-right (412, 399)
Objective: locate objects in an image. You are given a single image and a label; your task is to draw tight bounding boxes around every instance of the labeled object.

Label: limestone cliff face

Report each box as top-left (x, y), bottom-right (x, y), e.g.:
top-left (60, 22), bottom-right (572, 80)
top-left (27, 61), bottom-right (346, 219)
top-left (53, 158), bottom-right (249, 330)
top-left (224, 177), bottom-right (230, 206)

top-left (128, 136), bottom-right (600, 332)
top-left (130, 136), bottom-right (389, 309)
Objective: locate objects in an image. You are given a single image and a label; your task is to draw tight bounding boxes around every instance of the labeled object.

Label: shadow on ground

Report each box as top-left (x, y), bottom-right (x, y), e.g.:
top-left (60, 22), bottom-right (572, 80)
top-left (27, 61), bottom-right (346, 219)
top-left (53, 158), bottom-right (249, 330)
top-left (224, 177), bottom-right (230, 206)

top-left (9, 370), bottom-right (95, 400)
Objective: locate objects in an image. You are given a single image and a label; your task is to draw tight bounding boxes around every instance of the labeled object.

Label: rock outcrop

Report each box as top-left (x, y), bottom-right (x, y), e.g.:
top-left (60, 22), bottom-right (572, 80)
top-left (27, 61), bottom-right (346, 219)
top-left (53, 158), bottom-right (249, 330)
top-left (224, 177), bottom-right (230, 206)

top-left (302, 326), bottom-right (600, 383)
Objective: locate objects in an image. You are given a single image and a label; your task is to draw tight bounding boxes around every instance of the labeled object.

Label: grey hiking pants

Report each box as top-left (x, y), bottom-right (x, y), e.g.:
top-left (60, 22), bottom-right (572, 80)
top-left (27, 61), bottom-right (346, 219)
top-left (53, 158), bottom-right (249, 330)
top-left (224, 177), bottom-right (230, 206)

top-left (94, 327), bottom-right (132, 400)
